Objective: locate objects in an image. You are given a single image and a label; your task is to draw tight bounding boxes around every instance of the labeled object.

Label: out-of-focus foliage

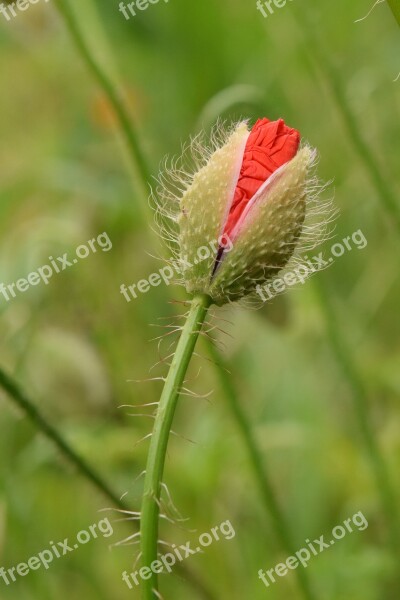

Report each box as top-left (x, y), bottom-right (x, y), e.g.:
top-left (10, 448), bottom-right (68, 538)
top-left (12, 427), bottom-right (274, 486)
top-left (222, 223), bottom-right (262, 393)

top-left (0, 0), bottom-right (399, 598)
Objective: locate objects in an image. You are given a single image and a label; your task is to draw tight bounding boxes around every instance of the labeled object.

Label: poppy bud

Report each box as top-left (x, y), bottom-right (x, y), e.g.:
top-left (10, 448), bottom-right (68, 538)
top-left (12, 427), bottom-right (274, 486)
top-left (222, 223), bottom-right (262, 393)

top-left (155, 118), bottom-right (333, 306)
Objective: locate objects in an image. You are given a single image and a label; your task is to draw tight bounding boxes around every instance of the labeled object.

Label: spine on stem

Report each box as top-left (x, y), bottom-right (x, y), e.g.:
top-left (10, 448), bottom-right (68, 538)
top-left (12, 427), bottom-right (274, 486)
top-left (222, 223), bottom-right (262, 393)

top-left (140, 294), bottom-right (212, 599)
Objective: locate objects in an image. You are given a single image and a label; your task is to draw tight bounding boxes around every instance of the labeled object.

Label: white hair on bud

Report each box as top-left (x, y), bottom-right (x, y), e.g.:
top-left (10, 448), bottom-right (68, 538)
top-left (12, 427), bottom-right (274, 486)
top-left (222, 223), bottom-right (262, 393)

top-left (151, 120), bottom-right (336, 307)
top-left (151, 119), bottom-right (248, 265)
top-left (239, 145), bottom-right (337, 309)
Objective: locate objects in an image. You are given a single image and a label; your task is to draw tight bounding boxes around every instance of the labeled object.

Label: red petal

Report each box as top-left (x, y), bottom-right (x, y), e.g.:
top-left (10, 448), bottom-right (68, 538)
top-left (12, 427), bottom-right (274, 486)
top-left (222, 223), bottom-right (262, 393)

top-left (223, 118), bottom-right (300, 239)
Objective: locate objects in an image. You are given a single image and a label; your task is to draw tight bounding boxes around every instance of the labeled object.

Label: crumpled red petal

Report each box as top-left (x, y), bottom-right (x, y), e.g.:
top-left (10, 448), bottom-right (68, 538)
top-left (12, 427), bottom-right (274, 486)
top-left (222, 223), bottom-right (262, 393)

top-left (223, 118), bottom-right (300, 239)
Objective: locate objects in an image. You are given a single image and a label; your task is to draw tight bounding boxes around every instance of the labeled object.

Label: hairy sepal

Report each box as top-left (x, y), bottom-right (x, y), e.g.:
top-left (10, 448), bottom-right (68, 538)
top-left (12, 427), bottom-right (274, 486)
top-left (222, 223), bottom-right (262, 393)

top-left (209, 146), bottom-right (314, 305)
top-left (178, 122), bottom-right (249, 295)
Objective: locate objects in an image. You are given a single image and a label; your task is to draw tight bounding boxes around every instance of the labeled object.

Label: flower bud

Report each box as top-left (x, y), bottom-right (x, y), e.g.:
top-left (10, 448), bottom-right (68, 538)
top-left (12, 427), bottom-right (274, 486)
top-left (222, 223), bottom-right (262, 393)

top-left (155, 118), bottom-right (332, 306)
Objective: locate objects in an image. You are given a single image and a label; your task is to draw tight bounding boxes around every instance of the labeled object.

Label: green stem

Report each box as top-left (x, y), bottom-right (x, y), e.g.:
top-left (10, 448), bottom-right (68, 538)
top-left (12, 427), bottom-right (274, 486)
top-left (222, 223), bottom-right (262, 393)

top-left (206, 341), bottom-right (317, 600)
top-left (387, 0), bottom-right (400, 27)
top-left (50, 5), bottom-right (316, 598)
top-left (0, 367), bottom-right (215, 600)
top-left (313, 278), bottom-right (399, 555)
top-left (0, 366), bottom-right (125, 510)
top-left (49, 6), bottom-right (217, 599)
top-left (140, 294), bottom-right (212, 599)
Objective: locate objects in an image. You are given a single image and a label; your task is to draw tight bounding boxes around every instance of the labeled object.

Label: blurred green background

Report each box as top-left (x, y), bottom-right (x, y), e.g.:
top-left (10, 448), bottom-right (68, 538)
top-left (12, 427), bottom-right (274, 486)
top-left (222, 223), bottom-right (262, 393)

top-left (0, 0), bottom-right (399, 598)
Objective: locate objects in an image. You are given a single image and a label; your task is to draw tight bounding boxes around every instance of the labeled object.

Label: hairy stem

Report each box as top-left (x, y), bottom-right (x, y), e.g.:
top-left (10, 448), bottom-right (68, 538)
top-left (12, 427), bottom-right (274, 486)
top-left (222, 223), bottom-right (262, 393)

top-left (50, 5), bottom-right (316, 598)
top-left (0, 367), bottom-right (215, 600)
top-left (206, 341), bottom-right (317, 600)
top-left (50, 5), bottom-right (217, 600)
top-left (387, 0), bottom-right (400, 27)
top-left (140, 294), bottom-right (212, 599)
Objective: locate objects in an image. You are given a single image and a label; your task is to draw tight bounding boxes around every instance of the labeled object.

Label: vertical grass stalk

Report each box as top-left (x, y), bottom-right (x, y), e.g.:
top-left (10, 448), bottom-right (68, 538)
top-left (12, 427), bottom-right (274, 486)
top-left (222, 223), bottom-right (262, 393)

top-left (293, 4), bottom-right (400, 233)
top-left (53, 0), bottom-right (151, 202)
top-left (290, 3), bottom-right (400, 559)
top-left (140, 294), bottom-right (212, 599)
top-left (313, 278), bottom-right (399, 556)
top-left (206, 340), bottom-right (317, 600)
top-left (387, 0), bottom-right (400, 28)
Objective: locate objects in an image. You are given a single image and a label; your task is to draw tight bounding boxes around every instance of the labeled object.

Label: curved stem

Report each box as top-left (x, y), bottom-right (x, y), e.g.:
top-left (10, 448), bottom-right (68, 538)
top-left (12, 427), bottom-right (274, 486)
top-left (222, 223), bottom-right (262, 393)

top-left (387, 0), bottom-right (400, 28)
top-left (206, 341), bottom-right (317, 600)
top-left (140, 294), bottom-right (212, 599)
top-left (50, 5), bottom-right (316, 597)
top-left (48, 6), bottom-right (216, 599)
top-left (0, 367), bottom-right (216, 600)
